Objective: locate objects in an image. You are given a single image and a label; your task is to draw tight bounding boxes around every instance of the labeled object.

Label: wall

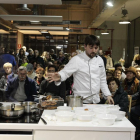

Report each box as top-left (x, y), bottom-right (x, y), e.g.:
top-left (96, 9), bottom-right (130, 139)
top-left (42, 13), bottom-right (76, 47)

top-left (17, 31), bottom-right (23, 50)
top-left (96, 21), bottom-right (128, 65)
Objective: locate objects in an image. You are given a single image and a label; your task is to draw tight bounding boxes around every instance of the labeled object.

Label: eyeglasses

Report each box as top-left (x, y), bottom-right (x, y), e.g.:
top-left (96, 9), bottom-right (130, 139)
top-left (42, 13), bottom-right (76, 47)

top-left (48, 70), bottom-right (55, 72)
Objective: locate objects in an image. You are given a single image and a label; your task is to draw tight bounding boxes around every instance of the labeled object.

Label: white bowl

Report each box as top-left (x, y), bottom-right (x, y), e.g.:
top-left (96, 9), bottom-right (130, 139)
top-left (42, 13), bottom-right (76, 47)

top-left (93, 107), bottom-right (108, 115)
top-left (76, 111), bottom-right (94, 121)
top-left (55, 111), bottom-right (74, 122)
top-left (57, 106), bottom-right (71, 112)
top-left (96, 114), bottom-right (117, 126)
top-left (109, 111), bottom-right (126, 121)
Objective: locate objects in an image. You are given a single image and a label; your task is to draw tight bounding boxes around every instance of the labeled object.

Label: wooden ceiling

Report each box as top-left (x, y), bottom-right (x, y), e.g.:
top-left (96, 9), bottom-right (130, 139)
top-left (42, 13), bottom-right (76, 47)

top-left (0, 0), bottom-right (105, 33)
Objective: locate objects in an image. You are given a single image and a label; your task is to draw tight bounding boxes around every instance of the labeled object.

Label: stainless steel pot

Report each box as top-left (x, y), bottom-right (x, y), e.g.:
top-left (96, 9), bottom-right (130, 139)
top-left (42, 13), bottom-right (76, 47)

top-left (66, 95), bottom-right (83, 107)
top-left (21, 101), bottom-right (37, 113)
top-left (0, 103), bottom-right (24, 118)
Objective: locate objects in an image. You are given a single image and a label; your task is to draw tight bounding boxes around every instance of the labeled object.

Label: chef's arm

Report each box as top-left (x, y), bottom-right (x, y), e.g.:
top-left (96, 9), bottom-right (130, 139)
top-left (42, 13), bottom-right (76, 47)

top-left (58, 56), bottom-right (78, 81)
top-left (49, 57), bottom-right (78, 84)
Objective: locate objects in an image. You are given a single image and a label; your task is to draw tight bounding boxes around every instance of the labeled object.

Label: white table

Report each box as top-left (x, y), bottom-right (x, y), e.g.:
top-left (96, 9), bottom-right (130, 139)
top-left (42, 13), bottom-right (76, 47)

top-left (0, 104), bottom-right (136, 140)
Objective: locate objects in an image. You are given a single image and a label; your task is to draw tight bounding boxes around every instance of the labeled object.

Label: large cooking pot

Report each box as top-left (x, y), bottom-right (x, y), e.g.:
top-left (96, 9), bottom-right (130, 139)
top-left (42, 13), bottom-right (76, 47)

top-left (21, 101), bottom-right (37, 113)
top-left (66, 95), bottom-right (83, 107)
top-left (0, 103), bottom-right (24, 118)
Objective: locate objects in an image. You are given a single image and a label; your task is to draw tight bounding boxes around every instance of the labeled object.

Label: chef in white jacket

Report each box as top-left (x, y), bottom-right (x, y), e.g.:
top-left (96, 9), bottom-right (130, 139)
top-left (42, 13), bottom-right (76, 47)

top-left (48, 35), bottom-right (114, 104)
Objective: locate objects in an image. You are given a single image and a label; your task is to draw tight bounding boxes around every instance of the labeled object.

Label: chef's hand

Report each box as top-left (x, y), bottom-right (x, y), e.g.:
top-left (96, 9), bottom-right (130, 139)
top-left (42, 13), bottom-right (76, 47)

top-left (107, 96), bottom-right (114, 104)
top-left (47, 72), bottom-right (61, 83)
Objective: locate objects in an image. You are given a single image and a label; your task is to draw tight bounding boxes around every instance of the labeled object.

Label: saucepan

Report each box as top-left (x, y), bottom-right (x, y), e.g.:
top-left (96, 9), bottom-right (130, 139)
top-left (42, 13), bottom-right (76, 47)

top-left (21, 101), bottom-right (38, 113)
top-left (0, 103), bottom-right (24, 118)
top-left (66, 94), bottom-right (94, 107)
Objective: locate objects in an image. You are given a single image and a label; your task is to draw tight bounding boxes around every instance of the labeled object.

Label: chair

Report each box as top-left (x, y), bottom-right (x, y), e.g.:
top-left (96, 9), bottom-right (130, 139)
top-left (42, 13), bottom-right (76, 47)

top-left (126, 95), bottom-right (132, 119)
top-left (128, 95), bottom-right (132, 113)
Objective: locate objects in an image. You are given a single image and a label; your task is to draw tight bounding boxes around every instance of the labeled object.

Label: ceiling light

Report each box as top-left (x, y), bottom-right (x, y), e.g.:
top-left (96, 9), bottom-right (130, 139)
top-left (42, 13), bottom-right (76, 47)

top-left (119, 7), bottom-right (130, 24)
top-left (40, 30), bottom-right (48, 33)
top-left (101, 31), bottom-right (109, 35)
top-left (56, 46), bottom-right (61, 49)
top-left (16, 4), bottom-right (31, 11)
top-left (66, 28), bottom-right (70, 31)
top-left (106, 1), bottom-right (113, 7)
top-left (30, 21), bottom-right (40, 23)
top-left (101, 24), bottom-right (109, 35)
top-left (0, 29), bottom-right (9, 34)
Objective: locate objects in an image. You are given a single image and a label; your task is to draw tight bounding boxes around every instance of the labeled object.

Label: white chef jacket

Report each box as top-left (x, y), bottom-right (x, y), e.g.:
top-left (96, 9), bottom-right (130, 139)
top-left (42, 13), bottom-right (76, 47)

top-left (58, 51), bottom-right (111, 103)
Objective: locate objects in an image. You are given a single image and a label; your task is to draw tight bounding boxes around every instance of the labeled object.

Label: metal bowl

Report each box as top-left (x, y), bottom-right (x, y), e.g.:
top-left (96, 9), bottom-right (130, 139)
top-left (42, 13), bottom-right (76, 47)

top-left (0, 105), bottom-right (24, 117)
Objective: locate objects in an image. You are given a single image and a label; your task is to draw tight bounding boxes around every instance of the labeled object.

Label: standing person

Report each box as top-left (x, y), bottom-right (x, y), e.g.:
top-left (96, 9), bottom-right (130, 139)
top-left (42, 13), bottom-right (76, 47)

top-left (22, 46), bottom-right (29, 56)
top-left (50, 49), bottom-right (57, 60)
top-left (34, 50), bottom-right (45, 68)
top-left (17, 48), bottom-right (25, 67)
top-left (27, 49), bottom-right (34, 63)
top-left (48, 35), bottom-right (114, 104)
top-left (99, 50), bottom-right (106, 69)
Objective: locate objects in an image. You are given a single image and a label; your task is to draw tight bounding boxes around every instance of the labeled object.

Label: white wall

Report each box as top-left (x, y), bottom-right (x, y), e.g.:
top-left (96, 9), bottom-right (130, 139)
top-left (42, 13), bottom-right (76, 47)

top-left (96, 21), bottom-right (128, 64)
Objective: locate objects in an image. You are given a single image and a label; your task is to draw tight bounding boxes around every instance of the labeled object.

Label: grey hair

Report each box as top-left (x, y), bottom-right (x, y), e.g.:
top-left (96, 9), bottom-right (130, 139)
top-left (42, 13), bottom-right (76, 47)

top-left (18, 66), bottom-right (27, 72)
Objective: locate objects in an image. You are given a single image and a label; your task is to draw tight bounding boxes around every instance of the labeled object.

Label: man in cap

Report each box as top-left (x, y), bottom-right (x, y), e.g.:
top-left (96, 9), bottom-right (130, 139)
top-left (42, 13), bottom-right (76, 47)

top-left (26, 63), bottom-right (36, 79)
top-left (121, 66), bottom-right (140, 106)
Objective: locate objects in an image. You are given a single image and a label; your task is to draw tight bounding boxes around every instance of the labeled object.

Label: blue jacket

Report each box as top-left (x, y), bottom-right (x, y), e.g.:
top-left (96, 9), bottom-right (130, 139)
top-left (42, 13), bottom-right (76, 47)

top-left (6, 76), bottom-right (37, 102)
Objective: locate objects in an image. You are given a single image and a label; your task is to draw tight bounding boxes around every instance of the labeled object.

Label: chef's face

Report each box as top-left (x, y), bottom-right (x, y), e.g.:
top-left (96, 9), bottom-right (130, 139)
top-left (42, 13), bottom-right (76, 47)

top-left (108, 81), bottom-right (118, 92)
top-left (84, 44), bottom-right (99, 58)
top-left (18, 70), bottom-right (27, 81)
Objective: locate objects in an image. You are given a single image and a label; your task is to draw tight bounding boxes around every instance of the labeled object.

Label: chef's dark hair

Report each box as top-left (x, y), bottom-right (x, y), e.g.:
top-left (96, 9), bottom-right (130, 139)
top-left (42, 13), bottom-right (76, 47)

top-left (107, 77), bottom-right (120, 87)
top-left (85, 35), bottom-right (100, 46)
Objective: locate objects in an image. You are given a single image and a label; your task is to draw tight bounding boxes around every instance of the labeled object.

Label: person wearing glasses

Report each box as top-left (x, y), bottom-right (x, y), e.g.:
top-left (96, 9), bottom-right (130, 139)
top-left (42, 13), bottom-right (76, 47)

top-left (39, 65), bottom-right (66, 100)
top-left (6, 66), bottom-right (37, 102)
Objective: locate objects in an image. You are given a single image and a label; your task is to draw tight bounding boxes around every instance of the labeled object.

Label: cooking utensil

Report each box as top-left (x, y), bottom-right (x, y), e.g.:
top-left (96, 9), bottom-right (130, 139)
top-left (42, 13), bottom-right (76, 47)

top-left (0, 103), bottom-right (24, 118)
top-left (66, 95), bottom-right (83, 107)
top-left (21, 101), bottom-right (37, 113)
top-left (83, 94), bottom-right (94, 100)
top-left (41, 117), bottom-right (47, 125)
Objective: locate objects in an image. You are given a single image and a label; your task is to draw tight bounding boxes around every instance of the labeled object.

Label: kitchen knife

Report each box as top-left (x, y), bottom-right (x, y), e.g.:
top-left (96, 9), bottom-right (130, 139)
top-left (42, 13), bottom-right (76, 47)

top-left (41, 117), bottom-right (47, 125)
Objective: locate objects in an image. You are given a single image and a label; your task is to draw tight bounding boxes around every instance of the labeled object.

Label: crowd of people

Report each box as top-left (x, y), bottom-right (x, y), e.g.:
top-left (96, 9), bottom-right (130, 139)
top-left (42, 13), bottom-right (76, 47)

top-left (0, 35), bottom-right (140, 139)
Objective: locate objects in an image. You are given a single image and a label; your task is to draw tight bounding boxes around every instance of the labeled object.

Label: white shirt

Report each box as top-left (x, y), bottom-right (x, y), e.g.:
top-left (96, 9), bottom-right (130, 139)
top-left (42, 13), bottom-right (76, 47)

top-left (58, 51), bottom-right (111, 103)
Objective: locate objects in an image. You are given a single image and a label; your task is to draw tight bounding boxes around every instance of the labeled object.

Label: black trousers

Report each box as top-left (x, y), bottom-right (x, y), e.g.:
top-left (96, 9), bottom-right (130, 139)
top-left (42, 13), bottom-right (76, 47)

top-left (130, 105), bottom-right (140, 133)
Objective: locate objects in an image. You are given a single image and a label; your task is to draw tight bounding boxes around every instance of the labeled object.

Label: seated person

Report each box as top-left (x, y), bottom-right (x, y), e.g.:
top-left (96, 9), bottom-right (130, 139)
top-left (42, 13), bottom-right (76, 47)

top-left (121, 66), bottom-right (140, 107)
top-left (130, 104), bottom-right (140, 139)
top-left (106, 70), bottom-right (113, 80)
top-left (26, 63), bottom-right (36, 79)
top-left (136, 66), bottom-right (140, 80)
top-left (114, 63), bottom-right (126, 80)
top-left (107, 77), bottom-right (128, 112)
top-left (34, 67), bottom-right (45, 93)
top-left (39, 65), bottom-right (66, 100)
top-left (21, 57), bottom-right (28, 67)
top-left (114, 69), bottom-right (124, 83)
top-left (0, 62), bottom-right (17, 101)
top-left (6, 66), bottom-right (37, 102)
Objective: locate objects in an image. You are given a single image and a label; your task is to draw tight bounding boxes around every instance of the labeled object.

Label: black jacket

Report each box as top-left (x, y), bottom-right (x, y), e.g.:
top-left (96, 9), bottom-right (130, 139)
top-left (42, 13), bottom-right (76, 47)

top-left (39, 80), bottom-right (66, 100)
top-left (6, 76), bottom-right (37, 102)
top-left (100, 87), bottom-right (129, 112)
top-left (34, 76), bottom-right (45, 93)
top-left (113, 89), bottom-right (129, 112)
